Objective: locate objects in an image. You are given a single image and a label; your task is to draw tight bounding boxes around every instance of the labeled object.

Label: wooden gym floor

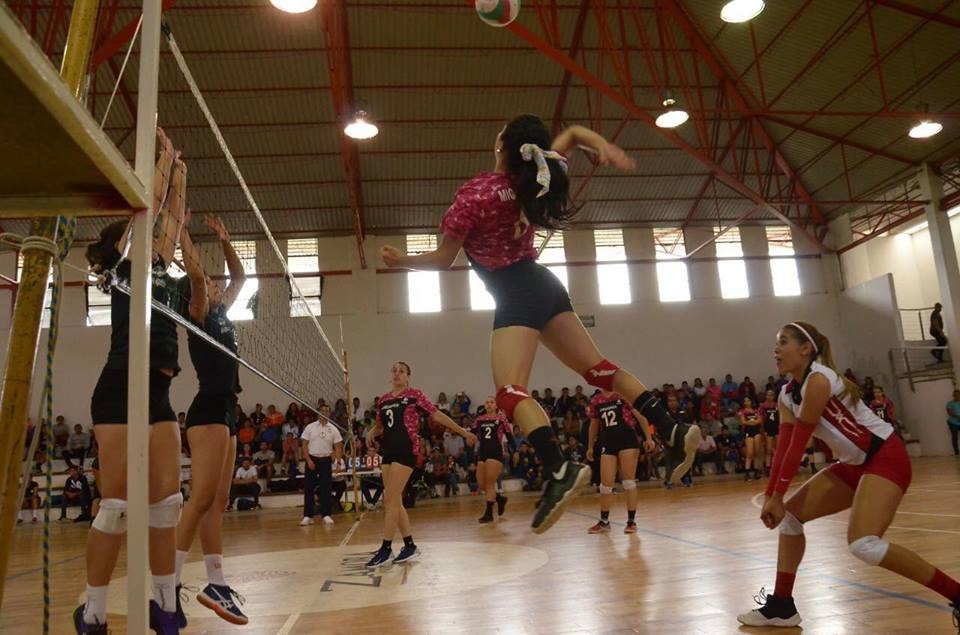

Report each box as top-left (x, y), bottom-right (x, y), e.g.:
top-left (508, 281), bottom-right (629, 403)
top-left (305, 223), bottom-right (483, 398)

top-left (2, 456), bottom-right (958, 634)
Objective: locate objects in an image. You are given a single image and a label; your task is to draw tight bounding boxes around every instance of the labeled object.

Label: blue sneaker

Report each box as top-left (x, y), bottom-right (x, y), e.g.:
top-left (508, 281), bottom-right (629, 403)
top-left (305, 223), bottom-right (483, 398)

top-left (365, 545), bottom-right (393, 569)
top-left (196, 583), bottom-right (248, 625)
top-left (72, 605), bottom-right (107, 634)
top-left (148, 599), bottom-right (179, 634)
top-left (393, 544), bottom-right (420, 565)
top-left (174, 584), bottom-right (187, 629)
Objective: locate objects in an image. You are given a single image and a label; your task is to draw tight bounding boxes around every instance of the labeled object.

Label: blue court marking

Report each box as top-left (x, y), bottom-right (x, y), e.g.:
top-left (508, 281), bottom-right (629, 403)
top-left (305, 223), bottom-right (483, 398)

top-left (5, 554), bottom-right (84, 582)
top-left (569, 510), bottom-right (951, 613)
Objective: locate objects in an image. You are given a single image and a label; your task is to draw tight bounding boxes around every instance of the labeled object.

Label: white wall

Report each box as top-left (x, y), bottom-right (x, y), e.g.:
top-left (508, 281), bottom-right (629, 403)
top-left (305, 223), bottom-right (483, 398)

top-left (1, 231), bottom-right (844, 428)
top-left (896, 377), bottom-right (956, 456)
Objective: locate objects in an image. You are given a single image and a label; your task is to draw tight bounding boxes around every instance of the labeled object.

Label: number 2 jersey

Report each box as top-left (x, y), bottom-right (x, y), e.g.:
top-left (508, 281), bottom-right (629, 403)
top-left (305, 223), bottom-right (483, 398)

top-left (472, 412), bottom-right (513, 459)
top-left (780, 362), bottom-right (894, 465)
top-left (375, 388), bottom-right (437, 459)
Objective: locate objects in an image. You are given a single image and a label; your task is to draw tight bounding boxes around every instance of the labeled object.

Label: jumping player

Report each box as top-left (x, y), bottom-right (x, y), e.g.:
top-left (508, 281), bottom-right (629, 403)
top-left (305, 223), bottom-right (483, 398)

top-left (473, 396), bottom-right (515, 523)
top-left (75, 129), bottom-right (190, 634)
top-left (758, 389), bottom-right (779, 477)
top-left (739, 397), bottom-right (763, 481)
top-left (365, 362), bottom-right (476, 568)
top-left (173, 214), bottom-right (248, 626)
top-left (380, 115), bottom-right (700, 533)
top-left (585, 390), bottom-right (646, 534)
top-left (738, 321), bottom-right (960, 629)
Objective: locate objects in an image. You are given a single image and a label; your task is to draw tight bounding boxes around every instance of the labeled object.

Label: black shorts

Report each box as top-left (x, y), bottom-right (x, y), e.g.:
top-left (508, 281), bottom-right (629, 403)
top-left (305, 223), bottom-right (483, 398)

top-left (381, 452), bottom-right (417, 468)
top-left (743, 425), bottom-right (762, 438)
top-left (478, 444), bottom-right (505, 462)
top-left (600, 428), bottom-right (641, 455)
top-left (764, 420), bottom-right (779, 436)
top-left (91, 367), bottom-right (176, 425)
top-left (476, 259), bottom-right (574, 331)
top-left (185, 391), bottom-right (237, 434)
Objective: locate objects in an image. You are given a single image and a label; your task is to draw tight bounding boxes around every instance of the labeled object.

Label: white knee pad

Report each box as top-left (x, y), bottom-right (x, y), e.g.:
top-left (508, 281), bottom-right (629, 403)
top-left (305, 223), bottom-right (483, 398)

top-left (621, 479), bottom-right (637, 491)
top-left (92, 498), bottom-right (127, 534)
top-left (599, 484), bottom-right (614, 495)
top-left (849, 535), bottom-right (889, 566)
top-left (779, 512), bottom-right (804, 536)
top-left (148, 492), bottom-right (183, 528)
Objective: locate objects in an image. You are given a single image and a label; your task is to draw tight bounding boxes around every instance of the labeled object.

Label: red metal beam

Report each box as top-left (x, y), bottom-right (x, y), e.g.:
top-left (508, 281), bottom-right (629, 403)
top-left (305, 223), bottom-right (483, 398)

top-left (551, 0), bottom-right (590, 135)
top-left (761, 115), bottom-right (913, 165)
top-left (321, 0), bottom-right (367, 269)
top-left (503, 20), bottom-right (829, 252)
top-left (90, 0), bottom-right (177, 71)
top-left (872, 0), bottom-right (960, 29)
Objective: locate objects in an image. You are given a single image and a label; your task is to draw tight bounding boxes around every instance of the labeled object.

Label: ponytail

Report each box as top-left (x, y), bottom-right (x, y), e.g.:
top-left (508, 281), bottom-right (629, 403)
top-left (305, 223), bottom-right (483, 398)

top-left (786, 321), bottom-right (862, 404)
top-left (500, 114), bottom-right (577, 229)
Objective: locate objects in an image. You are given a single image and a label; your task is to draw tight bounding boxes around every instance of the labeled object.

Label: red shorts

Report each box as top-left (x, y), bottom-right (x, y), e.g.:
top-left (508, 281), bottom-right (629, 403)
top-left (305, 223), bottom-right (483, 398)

top-left (828, 434), bottom-right (912, 493)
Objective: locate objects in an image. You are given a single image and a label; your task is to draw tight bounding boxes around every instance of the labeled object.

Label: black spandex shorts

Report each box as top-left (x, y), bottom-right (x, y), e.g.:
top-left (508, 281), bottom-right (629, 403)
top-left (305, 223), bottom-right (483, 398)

top-left (764, 420), bottom-right (779, 436)
top-left (600, 428), bottom-right (641, 456)
top-left (186, 391), bottom-right (238, 434)
top-left (381, 452), bottom-right (417, 468)
top-left (743, 425), bottom-right (762, 439)
top-left (91, 367), bottom-right (176, 425)
top-left (478, 444), bottom-right (505, 462)
top-left (476, 259), bottom-right (574, 331)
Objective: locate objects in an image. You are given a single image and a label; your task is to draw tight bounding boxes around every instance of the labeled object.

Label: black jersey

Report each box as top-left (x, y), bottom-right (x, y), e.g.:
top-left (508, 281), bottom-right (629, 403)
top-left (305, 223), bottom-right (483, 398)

top-left (177, 277), bottom-right (240, 394)
top-left (105, 259), bottom-right (180, 374)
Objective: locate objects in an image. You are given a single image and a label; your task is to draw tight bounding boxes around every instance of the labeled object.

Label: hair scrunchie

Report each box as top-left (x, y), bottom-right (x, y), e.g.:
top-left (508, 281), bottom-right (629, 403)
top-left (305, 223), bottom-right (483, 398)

top-left (519, 143), bottom-right (568, 198)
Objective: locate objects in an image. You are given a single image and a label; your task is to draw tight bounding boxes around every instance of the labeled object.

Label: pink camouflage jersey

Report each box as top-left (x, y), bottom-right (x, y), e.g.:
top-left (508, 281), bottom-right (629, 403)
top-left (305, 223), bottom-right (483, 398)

top-left (473, 412), bottom-right (512, 448)
top-left (439, 172), bottom-right (538, 271)
top-left (587, 392), bottom-right (638, 430)
top-left (376, 388), bottom-right (437, 456)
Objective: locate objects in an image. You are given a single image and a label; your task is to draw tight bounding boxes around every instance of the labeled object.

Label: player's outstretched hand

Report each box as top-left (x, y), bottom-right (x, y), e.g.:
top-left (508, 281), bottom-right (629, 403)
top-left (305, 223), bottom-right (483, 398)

top-left (598, 142), bottom-right (636, 171)
top-left (381, 245), bottom-right (405, 268)
top-left (464, 431), bottom-right (478, 447)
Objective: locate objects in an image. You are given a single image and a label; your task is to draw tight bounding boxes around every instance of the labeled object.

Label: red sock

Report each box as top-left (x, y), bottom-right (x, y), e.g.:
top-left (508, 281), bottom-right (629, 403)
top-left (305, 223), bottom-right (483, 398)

top-left (927, 569), bottom-right (960, 602)
top-left (774, 571), bottom-right (796, 598)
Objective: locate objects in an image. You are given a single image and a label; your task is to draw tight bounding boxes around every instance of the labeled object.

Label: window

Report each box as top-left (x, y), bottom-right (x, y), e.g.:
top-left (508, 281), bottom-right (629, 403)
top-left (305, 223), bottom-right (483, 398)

top-left (594, 229), bottom-right (631, 305)
top-left (227, 240), bottom-right (258, 321)
top-left (715, 226), bottom-right (749, 299)
top-left (766, 226), bottom-right (801, 296)
top-left (469, 269), bottom-right (495, 310)
top-left (536, 231), bottom-right (569, 290)
top-left (653, 228), bottom-right (690, 302)
top-left (288, 238), bottom-right (322, 317)
top-left (406, 234), bottom-right (441, 313)
top-left (16, 253), bottom-right (52, 327)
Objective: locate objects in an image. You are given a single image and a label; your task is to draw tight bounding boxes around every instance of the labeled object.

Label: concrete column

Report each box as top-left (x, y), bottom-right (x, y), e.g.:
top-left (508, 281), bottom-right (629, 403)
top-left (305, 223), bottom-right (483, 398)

top-left (258, 239), bottom-right (287, 319)
top-left (792, 225), bottom-right (826, 294)
top-left (373, 235), bottom-right (407, 313)
top-left (683, 227), bottom-right (720, 299)
top-left (566, 230), bottom-right (596, 306)
top-left (918, 163), bottom-right (960, 377)
top-left (623, 227), bottom-right (656, 303)
top-left (60, 247), bottom-right (89, 327)
top-left (740, 225), bottom-right (772, 297)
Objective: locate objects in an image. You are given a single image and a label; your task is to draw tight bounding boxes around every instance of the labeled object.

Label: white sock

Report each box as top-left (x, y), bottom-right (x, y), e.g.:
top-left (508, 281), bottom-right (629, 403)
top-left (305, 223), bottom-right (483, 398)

top-left (18, 510), bottom-right (27, 521)
top-left (152, 574), bottom-right (177, 612)
top-left (33, 509), bottom-right (41, 520)
top-left (204, 554), bottom-right (226, 586)
top-left (175, 550), bottom-right (188, 585)
top-left (83, 585), bottom-right (109, 624)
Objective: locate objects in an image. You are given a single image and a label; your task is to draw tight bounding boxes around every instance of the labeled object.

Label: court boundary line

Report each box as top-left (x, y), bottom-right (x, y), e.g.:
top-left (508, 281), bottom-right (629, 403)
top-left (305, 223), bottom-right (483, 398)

top-left (568, 510), bottom-right (951, 614)
top-left (4, 553), bottom-right (83, 582)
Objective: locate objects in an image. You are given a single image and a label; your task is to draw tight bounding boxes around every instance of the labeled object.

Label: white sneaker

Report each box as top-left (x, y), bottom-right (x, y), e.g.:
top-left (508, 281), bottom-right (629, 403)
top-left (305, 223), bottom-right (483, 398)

top-left (299, 516), bottom-right (314, 526)
top-left (322, 516), bottom-right (334, 525)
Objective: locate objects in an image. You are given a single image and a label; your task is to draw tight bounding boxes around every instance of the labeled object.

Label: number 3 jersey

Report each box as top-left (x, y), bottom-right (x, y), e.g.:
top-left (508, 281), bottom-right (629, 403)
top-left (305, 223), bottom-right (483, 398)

top-left (587, 391), bottom-right (639, 445)
top-left (375, 388), bottom-right (437, 457)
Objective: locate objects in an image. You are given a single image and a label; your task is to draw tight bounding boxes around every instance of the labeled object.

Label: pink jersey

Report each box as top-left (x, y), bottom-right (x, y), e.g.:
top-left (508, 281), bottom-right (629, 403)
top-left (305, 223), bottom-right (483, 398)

top-left (473, 412), bottom-right (512, 446)
top-left (587, 392), bottom-right (637, 429)
top-left (376, 388), bottom-right (437, 453)
top-left (780, 362), bottom-right (894, 465)
top-left (439, 172), bottom-right (538, 271)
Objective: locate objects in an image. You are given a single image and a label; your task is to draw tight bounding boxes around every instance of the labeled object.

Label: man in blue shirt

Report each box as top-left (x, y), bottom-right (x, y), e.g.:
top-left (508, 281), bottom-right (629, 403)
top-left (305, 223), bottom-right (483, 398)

top-left (947, 389), bottom-right (960, 456)
top-left (721, 374), bottom-right (740, 412)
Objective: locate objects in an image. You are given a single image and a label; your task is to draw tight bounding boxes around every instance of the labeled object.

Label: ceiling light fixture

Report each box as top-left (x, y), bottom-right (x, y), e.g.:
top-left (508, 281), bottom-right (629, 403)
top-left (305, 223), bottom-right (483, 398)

top-left (655, 94), bottom-right (689, 129)
top-left (344, 110), bottom-right (379, 140)
top-left (269, 0), bottom-right (318, 14)
top-left (720, 0), bottom-right (765, 23)
top-left (908, 120), bottom-right (943, 139)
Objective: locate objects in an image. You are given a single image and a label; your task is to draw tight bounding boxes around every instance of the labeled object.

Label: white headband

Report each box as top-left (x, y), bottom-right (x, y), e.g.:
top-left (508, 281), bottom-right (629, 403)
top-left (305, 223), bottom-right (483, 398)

top-left (789, 322), bottom-right (819, 354)
top-left (519, 143), bottom-right (568, 198)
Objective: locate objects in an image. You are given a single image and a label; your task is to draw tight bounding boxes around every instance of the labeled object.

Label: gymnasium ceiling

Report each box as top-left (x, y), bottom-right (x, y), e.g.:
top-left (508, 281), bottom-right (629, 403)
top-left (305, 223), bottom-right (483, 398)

top-left (5, 0), bottom-right (960, 262)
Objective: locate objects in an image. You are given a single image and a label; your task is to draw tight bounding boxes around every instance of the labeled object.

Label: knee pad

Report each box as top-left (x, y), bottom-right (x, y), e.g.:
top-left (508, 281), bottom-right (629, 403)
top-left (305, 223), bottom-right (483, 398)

top-left (148, 492), bottom-right (183, 528)
top-left (621, 479), bottom-right (637, 491)
top-left (582, 359), bottom-right (620, 392)
top-left (599, 484), bottom-right (614, 495)
top-left (849, 535), bottom-right (889, 566)
top-left (779, 512), bottom-right (804, 536)
top-left (92, 498), bottom-right (127, 534)
top-left (496, 384), bottom-right (531, 420)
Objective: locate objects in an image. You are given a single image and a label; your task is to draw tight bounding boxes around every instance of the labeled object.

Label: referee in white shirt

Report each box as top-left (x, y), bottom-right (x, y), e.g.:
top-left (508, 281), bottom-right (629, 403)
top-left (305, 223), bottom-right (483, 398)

top-left (300, 411), bottom-right (344, 526)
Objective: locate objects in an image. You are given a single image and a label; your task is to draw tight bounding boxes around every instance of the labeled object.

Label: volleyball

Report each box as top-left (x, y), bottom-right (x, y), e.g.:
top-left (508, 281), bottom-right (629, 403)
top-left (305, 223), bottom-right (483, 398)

top-left (475, 0), bottom-right (520, 27)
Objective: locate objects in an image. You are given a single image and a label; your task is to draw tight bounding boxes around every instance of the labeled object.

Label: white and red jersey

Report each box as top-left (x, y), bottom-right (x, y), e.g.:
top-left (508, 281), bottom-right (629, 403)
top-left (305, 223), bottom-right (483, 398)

top-left (780, 362), bottom-right (893, 465)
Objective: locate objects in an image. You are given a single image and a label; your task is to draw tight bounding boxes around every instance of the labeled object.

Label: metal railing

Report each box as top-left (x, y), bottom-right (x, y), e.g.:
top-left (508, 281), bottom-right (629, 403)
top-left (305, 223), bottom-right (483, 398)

top-left (898, 307), bottom-right (935, 341)
top-left (889, 346), bottom-right (954, 392)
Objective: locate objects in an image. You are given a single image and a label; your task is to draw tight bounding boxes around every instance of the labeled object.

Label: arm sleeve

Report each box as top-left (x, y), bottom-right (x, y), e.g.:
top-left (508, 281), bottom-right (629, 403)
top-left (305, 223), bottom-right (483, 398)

top-left (766, 421), bottom-right (816, 496)
top-left (439, 184), bottom-right (481, 241)
top-left (332, 426), bottom-right (343, 444)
